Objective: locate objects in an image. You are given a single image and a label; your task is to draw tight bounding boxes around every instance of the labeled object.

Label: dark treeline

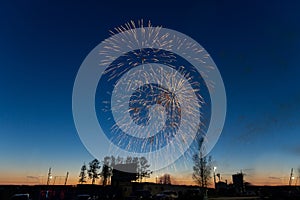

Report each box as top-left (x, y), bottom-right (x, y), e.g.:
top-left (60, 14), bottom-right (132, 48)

top-left (78, 156), bottom-right (152, 185)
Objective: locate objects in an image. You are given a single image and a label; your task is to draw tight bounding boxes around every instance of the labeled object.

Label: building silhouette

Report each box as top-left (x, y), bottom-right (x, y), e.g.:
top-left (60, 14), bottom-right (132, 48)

top-left (232, 172), bottom-right (244, 194)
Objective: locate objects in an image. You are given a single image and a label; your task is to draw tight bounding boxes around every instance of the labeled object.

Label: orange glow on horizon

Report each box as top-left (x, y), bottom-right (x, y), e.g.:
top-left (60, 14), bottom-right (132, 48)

top-left (0, 171), bottom-right (295, 186)
top-left (0, 177), bottom-right (293, 187)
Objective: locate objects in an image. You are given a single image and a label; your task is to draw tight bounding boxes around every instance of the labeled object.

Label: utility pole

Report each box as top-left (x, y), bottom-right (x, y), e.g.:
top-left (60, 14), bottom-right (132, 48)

top-left (47, 167), bottom-right (52, 185)
top-left (64, 172), bottom-right (69, 185)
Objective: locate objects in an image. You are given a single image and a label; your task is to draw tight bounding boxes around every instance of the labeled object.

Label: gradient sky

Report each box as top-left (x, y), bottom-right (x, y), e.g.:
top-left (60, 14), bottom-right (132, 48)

top-left (0, 0), bottom-right (300, 186)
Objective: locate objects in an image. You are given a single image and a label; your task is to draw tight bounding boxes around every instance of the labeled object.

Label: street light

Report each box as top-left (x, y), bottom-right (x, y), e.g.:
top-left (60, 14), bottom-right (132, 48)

top-left (213, 167), bottom-right (217, 188)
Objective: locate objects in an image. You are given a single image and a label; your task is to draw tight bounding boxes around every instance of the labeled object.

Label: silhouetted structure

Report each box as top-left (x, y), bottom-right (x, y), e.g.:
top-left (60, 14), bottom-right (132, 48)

top-left (111, 163), bottom-right (138, 187)
top-left (232, 172), bottom-right (244, 194)
top-left (215, 181), bottom-right (227, 192)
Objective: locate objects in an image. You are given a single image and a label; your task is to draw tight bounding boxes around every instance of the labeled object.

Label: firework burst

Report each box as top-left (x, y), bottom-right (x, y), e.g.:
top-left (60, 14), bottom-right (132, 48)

top-left (95, 20), bottom-right (211, 170)
top-left (73, 20), bottom-right (226, 172)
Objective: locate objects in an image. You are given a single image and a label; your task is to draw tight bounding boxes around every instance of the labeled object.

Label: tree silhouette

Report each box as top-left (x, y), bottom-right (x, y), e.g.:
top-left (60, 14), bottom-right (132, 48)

top-left (125, 156), bottom-right (133, 164)
top-left (78, 163), bottom-right (87, 184)
top-left (159, 174), bottom-right (171, 184)
top-left (101, 165), bottom-right (112, 186)
top-left (110, 156), bottom-right (116, 167)
top-left (132, 157), bottom-right (139, 164)
top-left (138, 157), bottom-right (152, 182)
top-left (123, 156), bottom-right (152, 182)
top-left (116, 156), bottom-right (123, 164)
top-left (192, 138), bottom-right (212, 188)
top-left (100, 156), bottom-right (112, 186)
top-left (88, 159), bottom-right (101, 184)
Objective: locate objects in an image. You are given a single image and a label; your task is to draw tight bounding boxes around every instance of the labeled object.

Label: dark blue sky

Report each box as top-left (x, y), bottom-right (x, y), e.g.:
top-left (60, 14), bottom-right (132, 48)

top-left (0, 1), bottom-right (300, 185)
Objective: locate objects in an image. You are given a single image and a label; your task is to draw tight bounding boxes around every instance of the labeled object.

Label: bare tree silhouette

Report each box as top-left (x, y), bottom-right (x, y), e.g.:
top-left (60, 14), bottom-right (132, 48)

top-left (192, 138), bottom-right (212, 189)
